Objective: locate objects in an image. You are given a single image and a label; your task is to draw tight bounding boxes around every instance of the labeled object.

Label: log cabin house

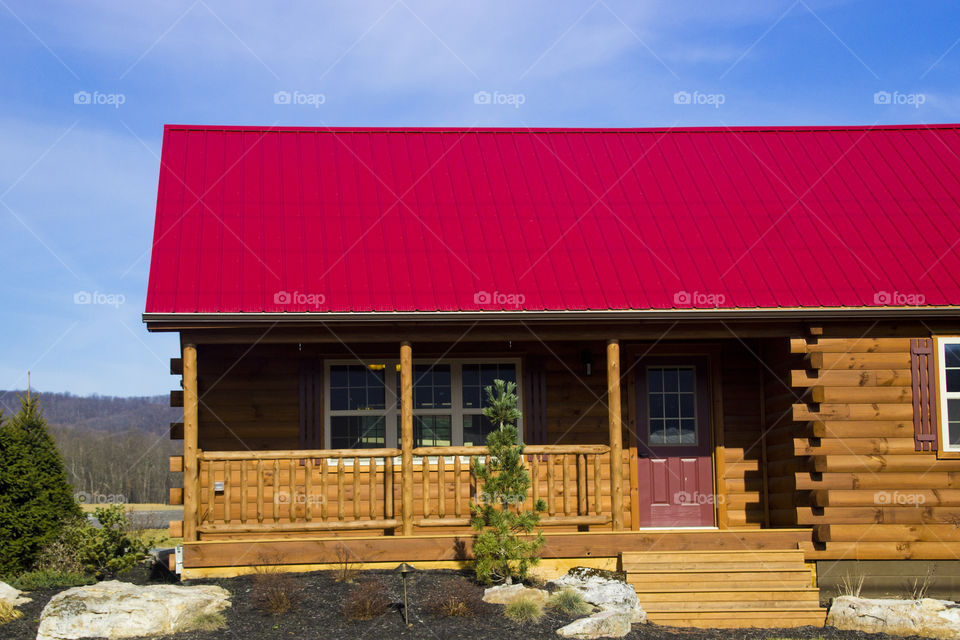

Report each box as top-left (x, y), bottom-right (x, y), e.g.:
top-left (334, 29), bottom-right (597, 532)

top-left (145, 124), bottom-right (960, 627)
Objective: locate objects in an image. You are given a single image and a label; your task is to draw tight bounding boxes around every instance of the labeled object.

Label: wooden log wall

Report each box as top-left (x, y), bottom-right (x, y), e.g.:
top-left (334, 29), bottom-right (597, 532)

top-left (790, 336), bottom-right (960, 560)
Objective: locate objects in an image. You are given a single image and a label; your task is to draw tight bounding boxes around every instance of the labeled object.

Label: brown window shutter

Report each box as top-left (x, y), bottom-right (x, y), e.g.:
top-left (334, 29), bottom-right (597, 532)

top-left (524, 357), bottom-right (547, 445)
top-left (299, 359), bottom-right (323, 449)
top-left (910, 338), bottom-right (938, 452)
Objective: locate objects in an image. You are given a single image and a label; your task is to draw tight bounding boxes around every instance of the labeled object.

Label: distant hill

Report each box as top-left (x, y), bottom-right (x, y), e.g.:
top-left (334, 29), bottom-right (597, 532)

top-left (0, 390), bottom-right (181, 505)
top-left (0, 390), bottom-right (179, 434)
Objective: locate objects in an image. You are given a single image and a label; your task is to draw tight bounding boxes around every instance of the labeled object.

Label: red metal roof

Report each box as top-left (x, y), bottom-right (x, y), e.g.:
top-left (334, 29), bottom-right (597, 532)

top-left (145, 125), bottom-right (960, 314)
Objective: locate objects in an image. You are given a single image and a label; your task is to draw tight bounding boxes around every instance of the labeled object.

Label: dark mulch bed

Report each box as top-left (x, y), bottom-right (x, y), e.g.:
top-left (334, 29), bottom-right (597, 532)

top-left (3, 564), bottom-right (937, 640)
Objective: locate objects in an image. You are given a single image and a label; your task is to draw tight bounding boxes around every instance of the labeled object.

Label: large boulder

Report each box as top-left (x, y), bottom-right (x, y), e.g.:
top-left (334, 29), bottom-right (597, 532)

top-left (828, 595), bottom-right (960, 639)
top-left (552, 567), bottom-right (646, 623)
top-left (0, 580), bottom-right (30, 606)
top-left (483, 583), bottom-right (549, 606)
top-left (556, 609), bottom-right (632, 639)
top-left (36, 580), bottom-right (231, 640)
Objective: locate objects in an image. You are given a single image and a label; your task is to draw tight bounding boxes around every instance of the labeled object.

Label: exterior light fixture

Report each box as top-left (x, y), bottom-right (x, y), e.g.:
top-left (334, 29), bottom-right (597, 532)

top-left (581, 349), bottom-right (593, 376)
top-left (395, 562), bottom-right (416, 624)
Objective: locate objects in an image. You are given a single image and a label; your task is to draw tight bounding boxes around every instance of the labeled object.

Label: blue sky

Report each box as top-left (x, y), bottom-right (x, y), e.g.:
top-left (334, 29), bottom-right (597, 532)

top-left (0, 0), bottom-right (958, 398)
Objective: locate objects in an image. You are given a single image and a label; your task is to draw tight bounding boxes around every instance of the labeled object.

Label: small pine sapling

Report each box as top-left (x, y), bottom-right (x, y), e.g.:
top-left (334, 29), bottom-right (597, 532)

top-left (470, 380), bottom-right (546, 584)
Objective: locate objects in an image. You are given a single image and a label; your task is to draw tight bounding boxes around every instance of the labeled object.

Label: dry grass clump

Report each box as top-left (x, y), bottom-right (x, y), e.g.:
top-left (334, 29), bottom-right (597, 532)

top-left (342, 578), bottom-right (390, 621)
top-left (423, 576), bottom-right (485, 617)
top-left (251, 564), bottom-right (302, 616)
top-left (333, 547), bottom-right (358, 583)
top-left (548, 587), bottom-right (591, 616)
top-left (504, 596), bottom-right (543, 623)
top-left (0, 602), bottom-right (23, 625)
top-left (185, 611), bottom-right (226, 631)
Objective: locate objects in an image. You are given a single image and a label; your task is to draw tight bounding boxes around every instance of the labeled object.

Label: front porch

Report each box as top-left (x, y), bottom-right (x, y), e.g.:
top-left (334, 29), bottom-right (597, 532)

top-left (166, 326), bottom-right (809, 548)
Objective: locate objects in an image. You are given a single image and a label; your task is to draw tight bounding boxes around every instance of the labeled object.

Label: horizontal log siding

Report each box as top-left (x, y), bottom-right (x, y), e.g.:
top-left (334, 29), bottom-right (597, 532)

top-left (790, 336), bottom-right (960, 560)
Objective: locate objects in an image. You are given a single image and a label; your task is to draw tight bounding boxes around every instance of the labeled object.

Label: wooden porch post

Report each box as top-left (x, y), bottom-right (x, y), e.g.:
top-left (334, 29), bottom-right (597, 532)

top-left (400, 341), bottom-right (414, 535)
top-left (182, 343), bottom-right (199, 542)
top-left (607, 339), bottom-right (624, 530)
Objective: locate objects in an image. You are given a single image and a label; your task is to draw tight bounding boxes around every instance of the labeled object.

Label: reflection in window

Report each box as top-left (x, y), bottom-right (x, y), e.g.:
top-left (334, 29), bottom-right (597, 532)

top-left (462, 363), bottom-right (517, 409)
top-left (396, 415), bottom-right (453, 447)
top-left (329, 365), bottom-right (386, 411)
top-left (946, 344), bottom-right (960, 448)
top-left (647, 367), bottom-right (696, 445)
top-left (330, 415), bottom-right (385, 449)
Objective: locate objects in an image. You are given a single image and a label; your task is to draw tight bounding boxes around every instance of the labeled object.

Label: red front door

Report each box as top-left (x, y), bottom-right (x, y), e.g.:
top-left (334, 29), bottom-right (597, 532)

top-left (635, 356), bottom-right (714, 527)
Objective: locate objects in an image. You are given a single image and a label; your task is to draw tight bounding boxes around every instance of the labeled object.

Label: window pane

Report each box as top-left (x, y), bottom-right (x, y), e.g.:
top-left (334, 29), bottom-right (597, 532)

top-left (948, 369), bottom-right (960, 394)
top-left (464, 414), bottom-right (501, 447)
top-left (946, 344), bottom-right (960, 368)
top-left (397, 415), bottom-right (452, 447)
top-left (648, 369), bottom-right (663, 392)
top-left (413, 364), bottom-right (452, 409)
top-left (949, 398), bottom-right (960, 422)
top-left (648, 418), bottom-right (665, 445)
top-left (331, 364), bottom-right (385, 410)
top-left (649, 394), bottom-right (664, 419)
top-left (950, 423), bottom-right (960, 447)
top-left (462, 363), bottom-right (516, 409)
top-left (647, 366), bottom-right (696, 446)
top-left (330, 416), bottom-right (385, 449)
top-left (663, 369), bottom-right (679, 392)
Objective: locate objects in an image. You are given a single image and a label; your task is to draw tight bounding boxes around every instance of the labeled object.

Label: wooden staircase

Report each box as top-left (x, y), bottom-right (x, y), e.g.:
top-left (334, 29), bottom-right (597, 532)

top-left (621, 549), bottom-right (827, 628)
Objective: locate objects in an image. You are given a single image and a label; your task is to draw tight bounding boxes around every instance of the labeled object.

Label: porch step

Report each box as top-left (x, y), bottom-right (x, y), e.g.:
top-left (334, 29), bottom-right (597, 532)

top-left (621, 549), bottom-right (826, 629)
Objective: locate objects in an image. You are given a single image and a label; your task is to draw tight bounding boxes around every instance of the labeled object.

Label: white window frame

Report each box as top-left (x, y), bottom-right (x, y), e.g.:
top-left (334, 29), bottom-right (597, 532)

top-left (937, 337), bottom-right (960, 452)
top-left (324, 358), bottom-right (522, 450)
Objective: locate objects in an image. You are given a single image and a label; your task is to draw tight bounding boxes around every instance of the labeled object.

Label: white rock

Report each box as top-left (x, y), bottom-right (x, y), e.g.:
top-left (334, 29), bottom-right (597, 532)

top-left (483, 583), bottom-right (549, 606)
top-left (556, 609), bottom-right (632, 639)
top-left (828, 595), bottom-right (960, 639)
top-left (552, 569), bottom-right (646, 623)
top-left (36, 580), bottom-right (231, 640)
top-left (0, 580), bottom-right (30, 606)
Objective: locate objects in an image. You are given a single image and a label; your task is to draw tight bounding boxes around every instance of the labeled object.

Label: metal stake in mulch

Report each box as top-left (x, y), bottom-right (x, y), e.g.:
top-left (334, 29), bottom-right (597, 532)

top-left (395, 562), bottom-right (416, 624)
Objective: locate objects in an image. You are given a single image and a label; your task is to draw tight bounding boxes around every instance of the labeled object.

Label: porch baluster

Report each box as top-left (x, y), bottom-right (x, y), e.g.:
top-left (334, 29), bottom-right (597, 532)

top-left (546, 454), bottom-right (556, 515)
top-left (337, 457), bottom-right (345, 520)
top-left (321, 459), bottom-right (328, 521)
top-left (385, 456), bottom-right (394, 519)
top-left (422, 457), bottom-right (430, 518)
top-left (453, 456), bottom-right (462, 517)
top-left (256, 459), bottom-right (264, 523)
top-left (289, 459), bottom-right (297, 522)
top-left (240, 460), bottom-right (248, 524)
top-left (305, 458), bottom-right (313, 522)
top-left (273, 459), bottom-right (280, 523)
top-left (578, 454), bottom-right (587, 516)
top-left (352, 456), bottom-right (360, 520)
top-left (224, 461), bottom-right (232, 523)
top-left (207, 461), bottom-right (215, 524)
top-left (437, 455), bottom-right (446, 519)
top-left (368, 458), bottom-right (376, 520)
top-left (562, 454), bottom-right (571, 515)
top-left (594, 454), bottom-right (602, 516)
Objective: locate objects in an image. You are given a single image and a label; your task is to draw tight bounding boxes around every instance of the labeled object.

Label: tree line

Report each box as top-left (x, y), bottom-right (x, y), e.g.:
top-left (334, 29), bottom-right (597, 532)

top-left (1, 390), bottom-right (180, 505)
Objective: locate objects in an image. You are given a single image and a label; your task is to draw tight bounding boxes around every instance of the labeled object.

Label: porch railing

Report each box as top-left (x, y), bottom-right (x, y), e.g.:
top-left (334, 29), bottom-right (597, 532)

top-left (194, 444), bottom-right (616, 535)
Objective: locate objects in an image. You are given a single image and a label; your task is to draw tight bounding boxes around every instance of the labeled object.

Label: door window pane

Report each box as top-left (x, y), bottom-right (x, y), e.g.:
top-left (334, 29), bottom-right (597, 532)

top-left (647, 366), bottom-right (697, 446)
top-left (330, 415), bottom-right (385, 449)
top-left (329, 365), bottom-right (385, 411)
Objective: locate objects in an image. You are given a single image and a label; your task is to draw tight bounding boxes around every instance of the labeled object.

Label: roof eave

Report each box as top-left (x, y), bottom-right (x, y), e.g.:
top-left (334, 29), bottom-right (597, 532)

top-left (142, 306), bottom-right (960, 328)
